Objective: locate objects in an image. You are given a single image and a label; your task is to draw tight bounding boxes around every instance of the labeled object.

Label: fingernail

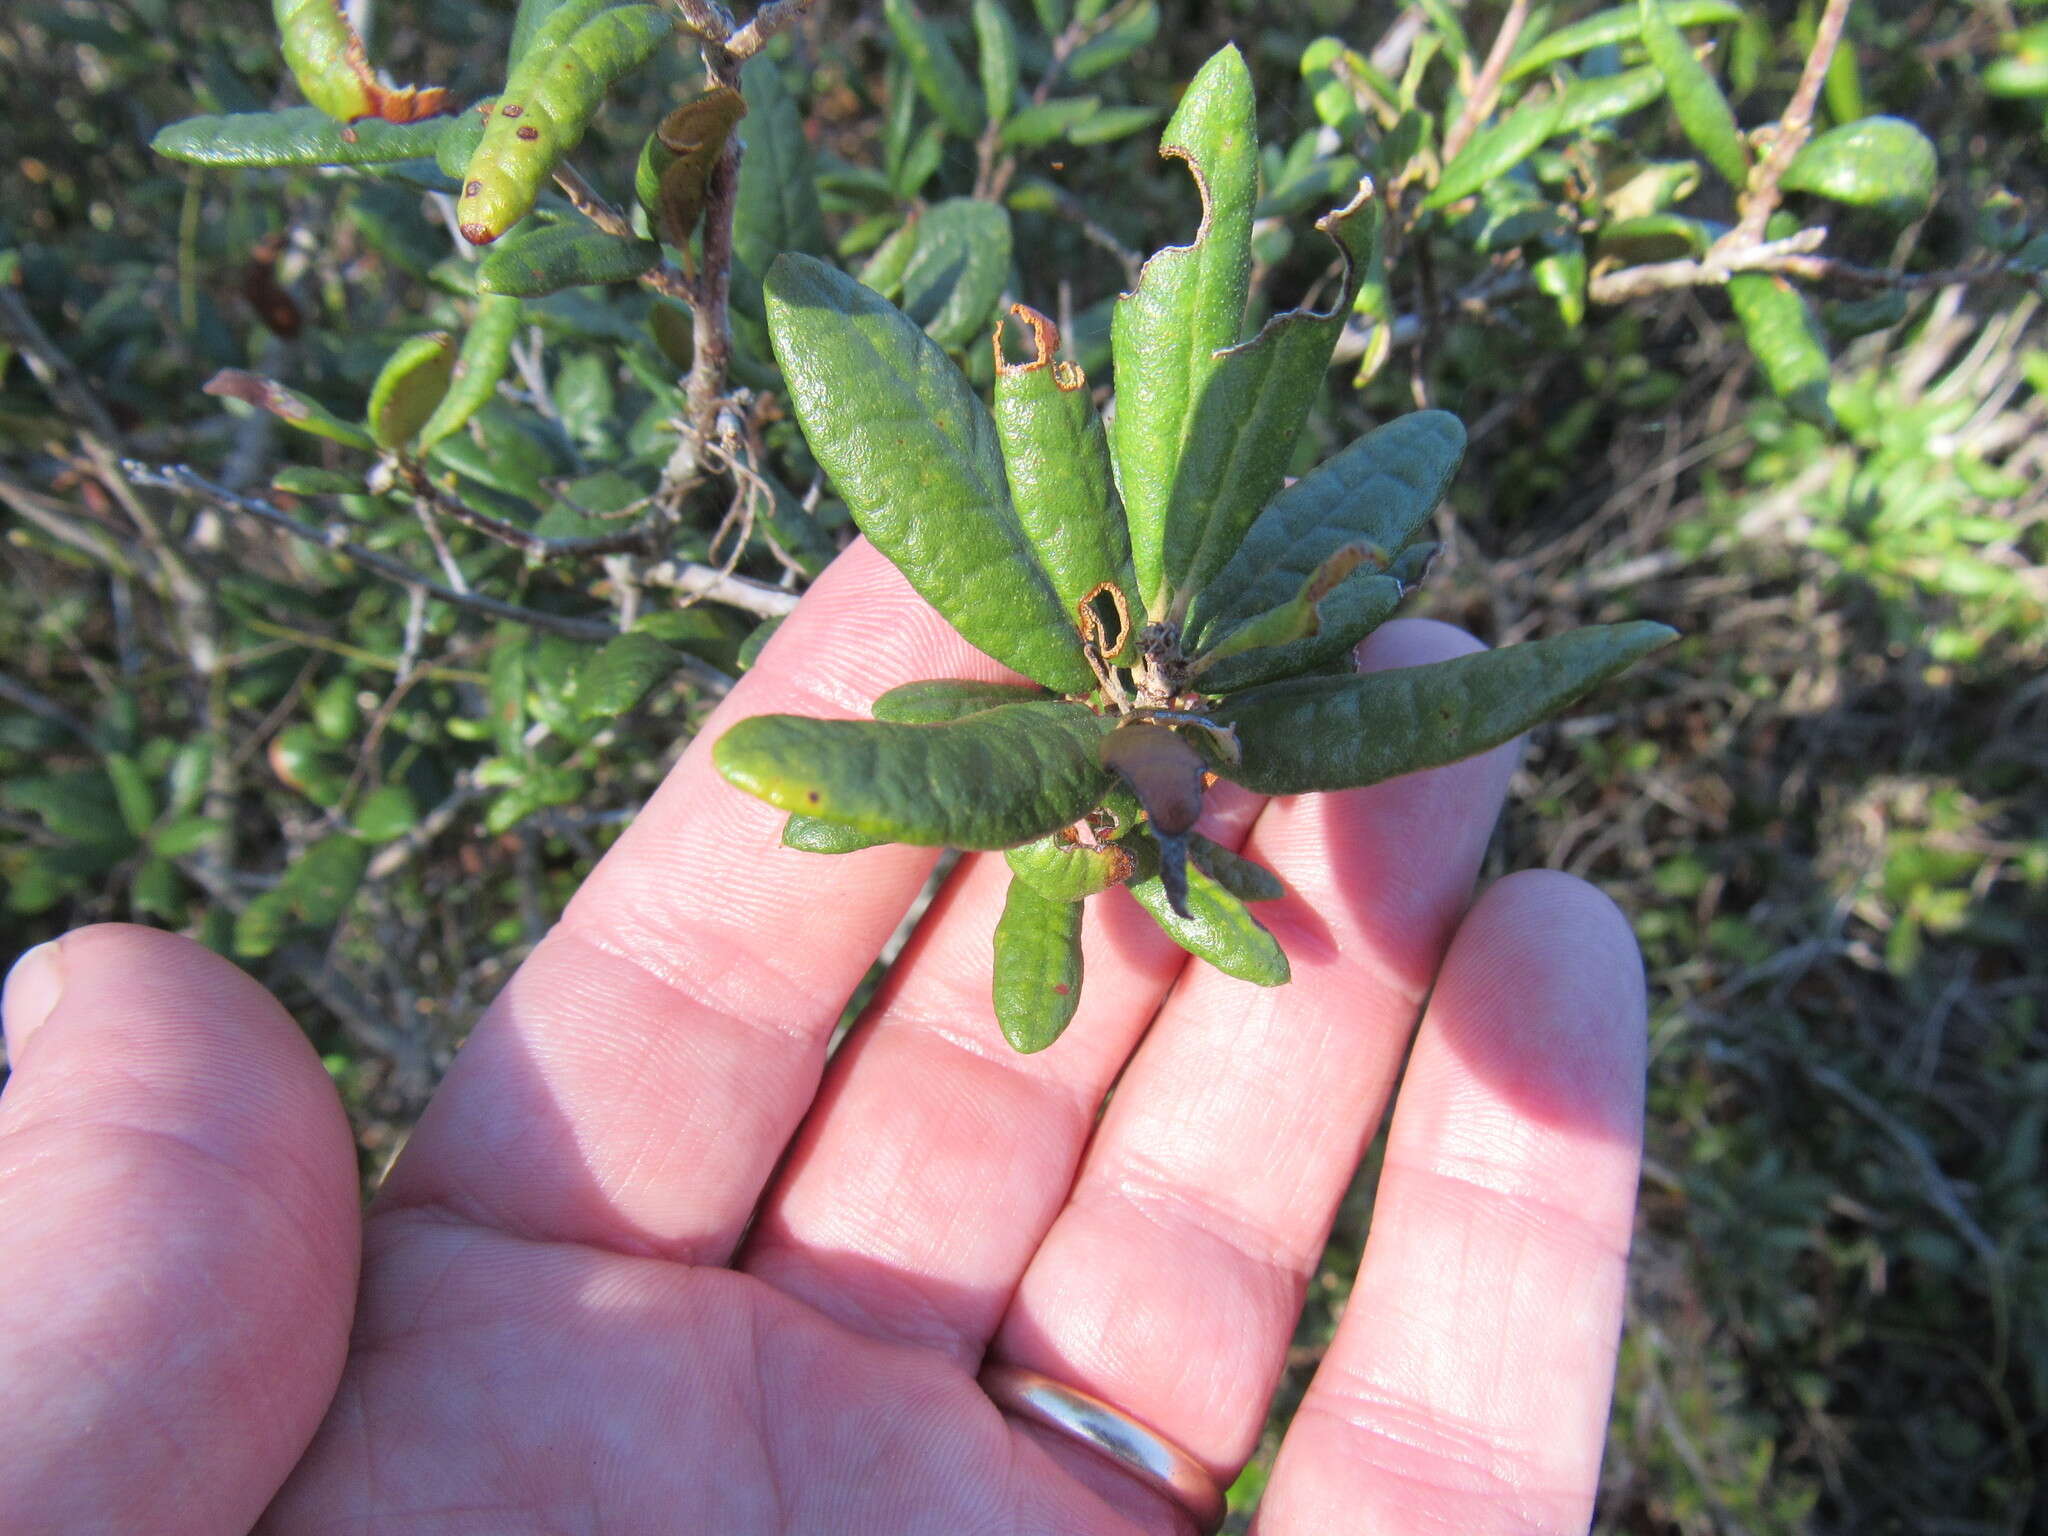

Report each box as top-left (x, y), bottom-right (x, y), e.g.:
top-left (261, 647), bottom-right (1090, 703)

top-left (3, 940), bottom-right (65, 1059)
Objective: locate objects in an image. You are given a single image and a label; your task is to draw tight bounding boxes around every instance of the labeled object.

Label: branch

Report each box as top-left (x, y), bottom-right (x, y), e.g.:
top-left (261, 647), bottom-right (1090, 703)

top-left (127, 462), bottom-right (618, 641)
top-left (728, 0), bottom-right (815, 59)
top-left (1719, 0), bottom-right (1856, 257)
top-left (1439, 0), bottom-right (1531, 169)
top-left (639, 557), bottom-right (801, 617)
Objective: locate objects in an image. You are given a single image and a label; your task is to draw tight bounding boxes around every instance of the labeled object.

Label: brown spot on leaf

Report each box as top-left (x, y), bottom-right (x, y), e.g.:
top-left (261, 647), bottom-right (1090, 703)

top-left (1052, 984), bottom-right (1070, 996)
top-left (517, 125), bottom-right (539, 140)
top-left (464, 180), bottom-right (483, 197)
top-left (807, 791), bottom-right (820, 803)
top-left (500, 102), bottom-right (522, 117)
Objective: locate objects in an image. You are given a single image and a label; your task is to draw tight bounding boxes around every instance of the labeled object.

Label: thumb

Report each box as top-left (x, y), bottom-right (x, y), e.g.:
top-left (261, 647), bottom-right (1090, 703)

top-left (0, 925), bottom-right (361, 1536)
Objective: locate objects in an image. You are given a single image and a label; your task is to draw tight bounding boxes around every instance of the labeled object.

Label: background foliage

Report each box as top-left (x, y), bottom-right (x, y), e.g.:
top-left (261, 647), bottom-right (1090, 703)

top-left (2, 0), bottom-right (2043, 1530)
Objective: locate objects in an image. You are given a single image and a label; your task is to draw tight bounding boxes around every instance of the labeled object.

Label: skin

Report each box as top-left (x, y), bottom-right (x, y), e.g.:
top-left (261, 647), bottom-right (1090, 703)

top-left (0, 540), bottom-right (1646, 1535)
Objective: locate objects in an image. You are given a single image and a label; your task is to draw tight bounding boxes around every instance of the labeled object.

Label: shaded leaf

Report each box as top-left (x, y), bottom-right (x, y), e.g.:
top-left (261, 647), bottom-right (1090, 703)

top-left (734, 54), bottom-right (830, 281)
top-left (884, 0), bottom-right (983, 136)
top-left (898, 199), bottom-right (1014, 349)
top-left (1190, 834), bottom-right (1284, 902)
top-left (714, 700), bottom-right (1116, 848)
top-left (640, 87), bottom-right (748, 247)
top-left (1155, 182), bottom-right (1379, 618)
top-left (993, 875), bottom-right (1084, 1052)
top-left (1195, 569), bottom-right (1407, 693)
top-left (1068, 0), bottom-right (1159, 79)
top-left (1123, 829), bottom-right (1289, 984)
top-left (366, 331), bottom-right (457, 449)
top-left (764, 254), bottom-right (1093, 692)
top-left (1216, 621), bottom-right (1679, 795)
top-left (1188, 410), bottom-right (1463, 648)
top-left (575, 631), bottom-right (678, 718)
top-left (280, 833), bottom-right (368, 925)
top-left (973, 0), bottom-right (1020, 125)
top-left (152, 108), bottom-right (449, 167)
top-left (1000, 96), bottom-right (1101, 148)
top-left (477, 222), bottom-right (661, 296)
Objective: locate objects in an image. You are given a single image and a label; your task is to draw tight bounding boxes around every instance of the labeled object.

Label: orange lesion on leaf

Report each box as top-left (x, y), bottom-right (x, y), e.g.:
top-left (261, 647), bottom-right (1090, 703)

top-left (993, 303), bottom-right (1088, 392)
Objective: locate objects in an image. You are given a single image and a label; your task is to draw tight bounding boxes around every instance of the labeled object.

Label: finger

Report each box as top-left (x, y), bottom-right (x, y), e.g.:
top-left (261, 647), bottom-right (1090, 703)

top-left (1257, 872), bottom-right (1646, 1535)
top-left (989, 620), bottom-right (1520, 1489)
top-left (0, 925), bottom-right (360, 1536)
top-left (738, 781), bottom-right (1265, 1366)
top-left (380, 540), bottom-right (1017, 1264)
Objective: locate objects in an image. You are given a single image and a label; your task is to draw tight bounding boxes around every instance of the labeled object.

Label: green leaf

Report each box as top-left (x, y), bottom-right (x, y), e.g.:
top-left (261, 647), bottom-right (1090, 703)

top-left (436, 100), bottom-right (494, 180)
top-left (898, 199), bottom-right (1014, 350)
top-left (763, 254), bottom-right (1094, 692)
top-left (1595, 212), bottom-right (1714, 262)
top-left (1068, 0), bottom-right (1159, 79)
top-left (1123, 830), bottom-right (1288, 984)
top-left (151, 108), bottom-right (450, 167)
top-left (973, 0), bottom-right (1020, 124)
top-left (1033, 0), bottom-right (1068, 34)
top-left (477, 223), bottom-right (661, 296)
top-left (457, 1), bottom-right (676, 244)
top-left (856, 216), bottom-right (922, 297)
top-left (1000, 96), bottom-right (1101, 148)
top-left (872, 678), bottom-right (1051, 723)
top-left (1196, 570), bottom-right (1407, 693)
top-left (511, 0), bottom-right (579, 66)
top-left (714, 701), bottom-right (1116, 848)
top-left (151, 814), bottom-right (225, 858)
top-left (1728, 272), bottom-right (1832, 426)
top-left (1157, 184), bottom-right (1379, 621)
top-left (417, 294), bottom-right (523, 450)
top-left (1781, 116), bottom-right (1937, 221)
top-left (280, 833), bottom-right (369, 925)
top-left (1215, 621), bottom-right (1679, 795)
top-left (1187, 410), bottom-right (1464, 649)
top-left (1190, 834), bottom-right (1284, 902)
top-left (272, 466), bottom-right (363, 497)
top-left (1533, 237), bottom-right (1588, 328)
top-left (1195, 541), bottom-right (1386, 668)
top-left (353, 783), bottom-right (419, 842)
top-left (1506, 0), bottom-right (1744, 81)
top-left (1112, 44), bottom-right (1259, 621)
top-left (1639, 0), bottom-right (1749, 187)
top-left (1005, 830), bottom-right (1135, 901)
top-left (104, 752), bottom-right (157, 839)
top-left (994, 305), bottom-right (1131, 629)
top-left (1424, 92), bottom-right (1565, 209)
top-left (202, 370), bottom-right (375, 450)
top-left (1301, 37), bottom-right (1387, 137)
top-left (734, 54), bottom-right (830, 284)
top-left (575, 631), bottom-right (678, 718)
top-left (1068, 105), bottom-right (1164, 145)
top-left (366, 331), bottom-right (457, 450)
top-left (130, 855), bottom-right (182, 920)
top-left (993, 875), bottom-right (1084, 1051)
top-left (884, 0), bottom-right (984, 137)
top-left (782, 813), bottom-right (889, 852)
top-left (234, 890), bottom-right (296, 958)
top-left (1552, 64), bottom-right (1666, 134)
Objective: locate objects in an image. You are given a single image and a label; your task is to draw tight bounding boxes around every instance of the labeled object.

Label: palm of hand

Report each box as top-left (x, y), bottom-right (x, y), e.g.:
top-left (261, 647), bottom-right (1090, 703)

top-left (1, 545), bottom-right (1645, 1536)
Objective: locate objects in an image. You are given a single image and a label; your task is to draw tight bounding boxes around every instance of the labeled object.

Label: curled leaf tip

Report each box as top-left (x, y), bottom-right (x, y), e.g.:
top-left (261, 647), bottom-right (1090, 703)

top-left (996, 302), bottom-right (1071, 380)
top-left (1316, 174), bottom-right (1377, 232)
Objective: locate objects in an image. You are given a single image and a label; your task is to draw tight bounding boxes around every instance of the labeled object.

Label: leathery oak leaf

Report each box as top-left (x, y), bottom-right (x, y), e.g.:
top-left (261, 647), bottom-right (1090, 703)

top-left (714, 45), bottom-right (1677, 1054)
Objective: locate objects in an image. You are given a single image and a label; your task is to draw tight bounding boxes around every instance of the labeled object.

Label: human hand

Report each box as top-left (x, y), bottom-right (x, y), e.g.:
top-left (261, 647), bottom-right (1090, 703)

top-left (0, 540), bottom-right (1647, 1535)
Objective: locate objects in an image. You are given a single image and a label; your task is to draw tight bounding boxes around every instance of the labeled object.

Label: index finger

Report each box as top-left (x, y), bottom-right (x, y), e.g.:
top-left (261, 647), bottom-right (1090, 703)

top-left (378, 539), bottom-right (1012, 1264)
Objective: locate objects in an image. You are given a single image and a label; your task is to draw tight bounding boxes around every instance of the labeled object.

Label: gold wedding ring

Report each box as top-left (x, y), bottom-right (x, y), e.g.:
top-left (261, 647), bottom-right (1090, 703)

top-left (979, 1362), bottom-right (1227, 1534)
